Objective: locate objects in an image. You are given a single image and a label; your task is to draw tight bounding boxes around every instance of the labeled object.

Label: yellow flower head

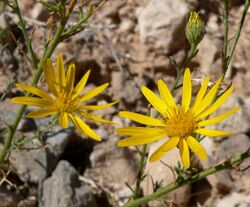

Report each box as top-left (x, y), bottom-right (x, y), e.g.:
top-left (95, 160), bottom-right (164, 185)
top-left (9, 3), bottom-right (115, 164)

top-left (12, 54), bottom-right (118, 141)
top-left (116, 69), bottom-right (239, 168)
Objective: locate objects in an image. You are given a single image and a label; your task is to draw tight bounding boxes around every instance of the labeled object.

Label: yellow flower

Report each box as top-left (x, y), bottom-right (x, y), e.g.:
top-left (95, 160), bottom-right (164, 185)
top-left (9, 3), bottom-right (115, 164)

top-left (12, 54), bottom-right (118, 141)
top-left (116, 69), bottom-right (239, 168)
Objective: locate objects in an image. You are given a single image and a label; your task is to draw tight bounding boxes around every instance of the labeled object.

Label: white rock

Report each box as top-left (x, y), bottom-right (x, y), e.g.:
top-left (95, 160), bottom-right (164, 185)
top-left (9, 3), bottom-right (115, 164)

top-left (138, 0), bottom-right (189, 52)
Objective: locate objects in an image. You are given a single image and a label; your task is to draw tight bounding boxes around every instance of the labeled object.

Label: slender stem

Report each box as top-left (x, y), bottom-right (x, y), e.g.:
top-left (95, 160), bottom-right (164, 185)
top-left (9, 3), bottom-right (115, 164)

top-left (223, 0), bottom-right (250, 77)
top-left (222, 0), bottom-right (229, 76)
top-left (13, 0), bottom-right (38, 70)
top-left (0, 0), bottom-right (77, 165)
top-left (122, 147), bottom-right (250, 207)
top-left (171, 44), bottom-right (196, 92)
top-left (133, 144), bottom-right (147, 200)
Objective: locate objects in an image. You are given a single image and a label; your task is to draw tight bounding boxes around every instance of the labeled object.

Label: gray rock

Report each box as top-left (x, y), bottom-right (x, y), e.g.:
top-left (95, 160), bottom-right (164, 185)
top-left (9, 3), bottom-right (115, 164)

top-left (215, 192), bottom-right (250, 207)
top-left (138, 0), bottom-right (189, 52)
top-left (9, 126), bottom-right (71, 183)
top-left (40, 160), bottom-right (97, 207)
top-left (212, 96), bottom-right (250, 134)
top-left (85, 141), bottom-right (137, 205)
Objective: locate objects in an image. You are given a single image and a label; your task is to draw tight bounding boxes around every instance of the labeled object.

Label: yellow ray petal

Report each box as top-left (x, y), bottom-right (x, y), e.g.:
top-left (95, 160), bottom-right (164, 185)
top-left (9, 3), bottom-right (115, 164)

top-left (117, 133), bottom-right (167, 146)
top-left (179, 138), bottom-right (190, 168)
top-left (80, 112), bottom-right (115, 124)
top-left (195, 128), bottom-right (231, 137)
top-left (26, 109), bottom-right (57, 118)
top-left (193, 77), bottom-right (222, 116)
top-left (79, 82), bottom-right (109, 102)
top-left (56, 54), bottom-right (66, 88)
top-left (149, 137), bottom-right (180, 162)
top-left (182, 69), bottom-right (192, 112)
top-left (41, 59), bottom-right (59, 97)
top-left (141, 86), bottom-right (170, 117)
top-left (197, 86), bottom-right (235, 119)
top-left (79, 100), bottom-right (119, 110)
top-left (116, 127), bottom-right (166, 136)
top-left (59, 112), bottom-right (68, 128)
top-left (16, 83), bottom-right (53, 101)
top-left (158, 79), bottom-right (177, 114)
top-left (65, 63), bottom-right (75, 94)
top-left (191, 76), bottom-right (210, 112)
top-left (198, 107), bottom-right (240, 126)
top-left (186, 136), bottom-right (207, 160)
top-left (69, 114), bottom-right (101, 141)
top-left (119, 111), bottom-right (165, 127)
top-left (72, 70), bottom-right (91, 99)
top-left (12, 97), bottom-right (53, 108)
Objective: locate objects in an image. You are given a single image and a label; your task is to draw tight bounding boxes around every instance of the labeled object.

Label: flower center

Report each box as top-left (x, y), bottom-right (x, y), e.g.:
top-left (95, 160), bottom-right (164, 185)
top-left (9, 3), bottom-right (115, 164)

top-left (165, 106), bottom-right (197, 138)
top-left (54, 92), bottom-right (80, 113)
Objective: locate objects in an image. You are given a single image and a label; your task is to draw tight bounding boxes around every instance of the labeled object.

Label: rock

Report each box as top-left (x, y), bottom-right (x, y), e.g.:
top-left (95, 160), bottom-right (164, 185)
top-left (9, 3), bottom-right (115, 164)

top-left (84, 141), bottom-right (137, 205)
top-left (215, 192), bottom-right (250, 207)
top-left (142, 141), bottom-right (191, 207)
top-left (212, 96), bottom-right (250, 134)
top-left (41, 160), bottom-right (97, 207)
top-left (9, 126), bottom-right (71, 183)
top-left (138, 0), bottom-right (189, 53)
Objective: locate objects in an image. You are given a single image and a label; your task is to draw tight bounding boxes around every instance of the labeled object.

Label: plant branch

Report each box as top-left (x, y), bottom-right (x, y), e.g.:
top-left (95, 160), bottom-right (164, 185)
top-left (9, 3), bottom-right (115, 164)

top-left (122, 147), bottom-right (250, 207)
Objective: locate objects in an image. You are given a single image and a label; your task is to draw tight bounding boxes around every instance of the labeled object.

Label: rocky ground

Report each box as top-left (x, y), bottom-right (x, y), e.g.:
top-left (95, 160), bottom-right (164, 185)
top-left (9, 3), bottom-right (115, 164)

top-left (0, 0), bottom-right (250, 207)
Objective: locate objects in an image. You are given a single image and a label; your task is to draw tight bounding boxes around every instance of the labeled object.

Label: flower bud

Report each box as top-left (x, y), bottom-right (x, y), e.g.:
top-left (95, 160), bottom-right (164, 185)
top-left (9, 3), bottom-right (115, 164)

top-left (185, 12), bottom-right (205, 47)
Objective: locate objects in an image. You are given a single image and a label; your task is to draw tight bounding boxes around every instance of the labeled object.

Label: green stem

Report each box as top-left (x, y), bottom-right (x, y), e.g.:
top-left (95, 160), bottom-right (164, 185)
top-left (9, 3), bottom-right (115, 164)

top-left (0, 1), bottom-right (77, 165)
top-left (122, 147), bottom-right (250, 207)
top-left (13, 0), bottom-right (38, 70)
top-left (223, 0), bottom-right (250, 77)
top-left (171, 44), bottom-right (197, 92)
top-left (222, 0), bottom-right (229, 77)
top-left (133, 144), bottom-right (147, 200)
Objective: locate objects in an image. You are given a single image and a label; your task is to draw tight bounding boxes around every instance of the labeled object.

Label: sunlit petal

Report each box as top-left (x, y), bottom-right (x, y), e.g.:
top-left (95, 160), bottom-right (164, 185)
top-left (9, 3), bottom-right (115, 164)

top-left (80, 111), bottom-right (115, 124)
top-left (16, 83), bottom-right (53, 101)
top-left (79, 82), bottom-right (109, 102)
top-left (186, 136), bottom-right (207, 160)
top-left (158, 79), bottom-right (176, 115)
top-left (195, 128), bottom-right (231, 137)
top-left (65, 63), bottom-right (75, 94)
top-left (119, 111), bottom-right (165, 127)
top-left (193, 77), bottom-right (222, 116)
top-left (79, 100), bottom-right (119, 110)
top-left (197, 86), bottom-right (235, 119)
top-left (182, 69), bottom-right (192, 112)
top-left (191, 76), bottom-right (210, 112)
top-left (72, 70), bottom-right (91, 99)
top-left (12, 97), bottom-right (53, 108)
top-left (69, 114), bottom-right (101, 141)
top-left (117, 133), bottom-right (167, 146)
top-left (141, 86), bottom-right (170, 117)
top-left (56, 54), bottom-right (66, 87)
top-left (149, 137), bottom-right (180, 162)
top-left (116, 127), bottom-right (166, 136)
top-left (59, 112), bottom-right (68, 128)
top-left (179, 138), bottom-right (190, 168)
top-left (198, 107), bottom-right (240, 126)
top-left (26, 109), bottom-right (57, 118)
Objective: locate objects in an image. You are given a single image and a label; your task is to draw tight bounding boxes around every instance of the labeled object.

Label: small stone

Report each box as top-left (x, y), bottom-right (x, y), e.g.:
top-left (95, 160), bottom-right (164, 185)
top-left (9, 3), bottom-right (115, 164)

top-left (41, 160), bottom-right (97, 207)
top-left (119, 19), bottom-right (135, 32)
